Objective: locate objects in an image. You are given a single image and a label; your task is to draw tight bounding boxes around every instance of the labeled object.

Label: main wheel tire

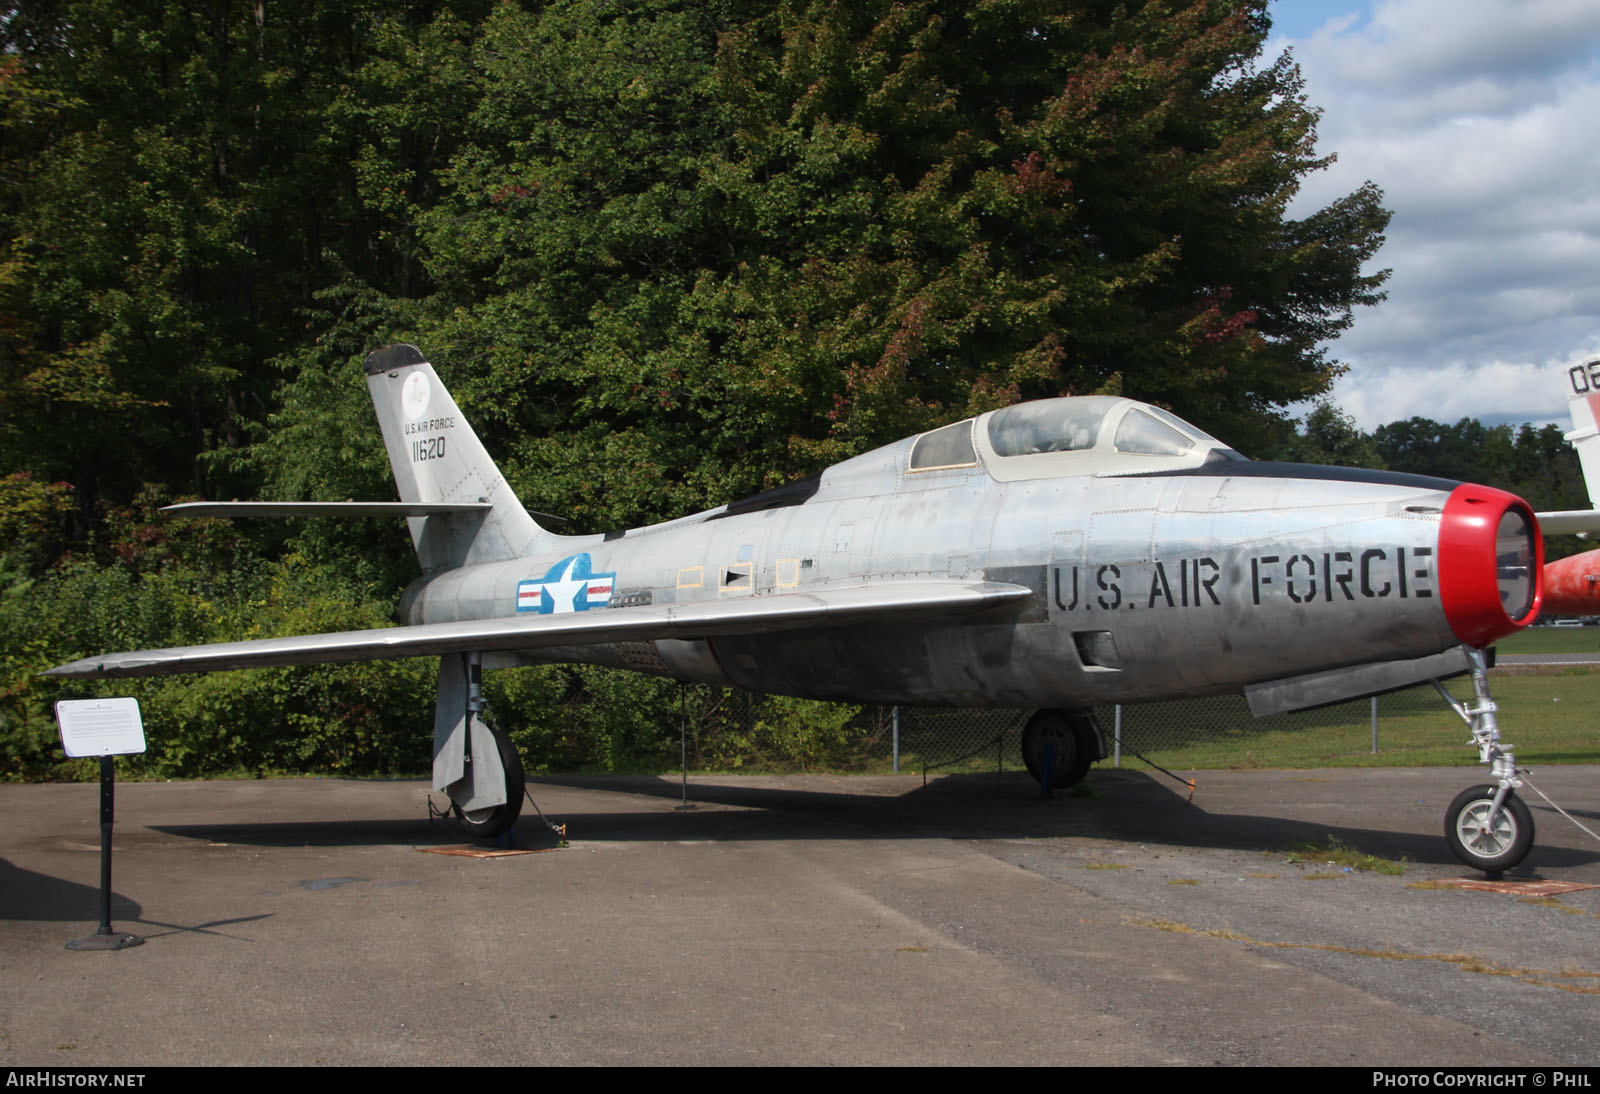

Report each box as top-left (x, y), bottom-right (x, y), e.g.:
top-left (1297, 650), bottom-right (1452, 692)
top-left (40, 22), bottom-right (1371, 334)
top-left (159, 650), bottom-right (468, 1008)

top-left (455, 720), bottom-right (526, 839)
top-left (1444, 784), bottom-right (1534, 872)
top-left (1021, 709), bottom-right (1098, 790)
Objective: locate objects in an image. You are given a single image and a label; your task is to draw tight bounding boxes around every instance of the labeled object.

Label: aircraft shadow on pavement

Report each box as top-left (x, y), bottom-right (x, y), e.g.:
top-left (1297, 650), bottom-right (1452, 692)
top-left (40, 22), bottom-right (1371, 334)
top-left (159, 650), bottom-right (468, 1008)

top-left (148, 815), bottom-right (480, 849)
top-left (134, 771), bottom-right (1599, 873)
top-left (1, 857), bottom-right (274, 939)
top-left (542, 771), bottom-right (1598, 872)
top-left (0, 857), bottom-right (142, 923)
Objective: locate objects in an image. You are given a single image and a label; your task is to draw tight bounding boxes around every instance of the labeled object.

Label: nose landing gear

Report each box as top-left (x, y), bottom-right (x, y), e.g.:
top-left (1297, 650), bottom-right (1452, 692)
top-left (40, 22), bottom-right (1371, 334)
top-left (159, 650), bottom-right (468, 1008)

top-left (1435, 647), bottom-right (1533, 874)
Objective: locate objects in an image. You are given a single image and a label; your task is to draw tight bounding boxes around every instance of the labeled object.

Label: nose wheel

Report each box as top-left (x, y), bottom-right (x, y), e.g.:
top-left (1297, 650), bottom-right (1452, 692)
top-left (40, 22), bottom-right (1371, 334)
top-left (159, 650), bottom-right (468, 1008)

top-left (1434, 647), bottom-right (1533, 873)
top-left (1444, 784), bottom-right (1534, 873)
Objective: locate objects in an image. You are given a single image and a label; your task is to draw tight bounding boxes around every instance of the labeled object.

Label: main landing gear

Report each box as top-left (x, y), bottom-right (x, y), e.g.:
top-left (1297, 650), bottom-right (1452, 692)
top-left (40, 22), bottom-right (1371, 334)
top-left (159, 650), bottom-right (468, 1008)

top-left (1435, 646), bottom-right (1533, 874)
top-left (1021, 708), bottom-right (1102, 791)
top-left (435, 652), bottom-right (526, 839)
top-left (454, 717), bottom-right (526, 839)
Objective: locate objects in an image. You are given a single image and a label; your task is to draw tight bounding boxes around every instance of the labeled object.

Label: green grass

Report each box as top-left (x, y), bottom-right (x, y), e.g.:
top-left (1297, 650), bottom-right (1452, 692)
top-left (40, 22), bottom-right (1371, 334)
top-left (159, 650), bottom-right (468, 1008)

top-left (1287, 837), bottom-right (1406, 875)
top-left (856, 661), bottom-right (1600, 777)
top-left (1493, 627), bottom-right (1600, 655)
top-left (1106, 666), bottom-right (1600, 772)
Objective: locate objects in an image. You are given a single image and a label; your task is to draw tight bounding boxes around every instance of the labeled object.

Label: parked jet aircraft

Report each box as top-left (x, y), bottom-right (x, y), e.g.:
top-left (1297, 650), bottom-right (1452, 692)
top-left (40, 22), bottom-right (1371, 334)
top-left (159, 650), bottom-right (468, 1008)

top-left (47, 345), bottom-right (1545, 871)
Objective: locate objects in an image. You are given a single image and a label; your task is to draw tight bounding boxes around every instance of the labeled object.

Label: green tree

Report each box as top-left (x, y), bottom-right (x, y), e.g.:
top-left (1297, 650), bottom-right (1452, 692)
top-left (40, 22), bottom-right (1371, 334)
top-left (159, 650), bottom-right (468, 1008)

top-left (0, 0), bottom-right (1391, 536)
top-left (267, 0), bottom-right (1390, 535)
top-left (1373, 415), bottom-right (1588, 559)
top-left (1373, 417), bottom-right (1519, 488)
top-left (0, 0), bottom-right (492, 539)
top-left (1273, 401), bottom-right (1385, 468)
top-left (1, 0), bottom-right (1401, 780)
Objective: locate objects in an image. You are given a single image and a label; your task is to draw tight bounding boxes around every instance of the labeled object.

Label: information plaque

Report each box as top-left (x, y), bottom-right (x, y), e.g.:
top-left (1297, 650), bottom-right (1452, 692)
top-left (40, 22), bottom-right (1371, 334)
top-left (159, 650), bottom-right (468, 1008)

top-left (56, 697), bottom-right (146, 758)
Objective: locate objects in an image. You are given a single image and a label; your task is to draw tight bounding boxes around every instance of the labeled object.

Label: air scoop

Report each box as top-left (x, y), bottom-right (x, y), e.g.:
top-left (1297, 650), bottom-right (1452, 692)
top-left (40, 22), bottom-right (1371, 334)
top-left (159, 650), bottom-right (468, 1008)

top-left (1437, 484), bottom-right (1542, 648)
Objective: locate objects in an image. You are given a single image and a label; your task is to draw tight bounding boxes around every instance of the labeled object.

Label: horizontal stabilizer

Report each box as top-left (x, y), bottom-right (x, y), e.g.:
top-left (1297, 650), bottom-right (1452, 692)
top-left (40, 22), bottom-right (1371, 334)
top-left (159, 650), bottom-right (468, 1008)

top-left (163, 501), bottom-right (492, 518)
top-left (43, 581), bottom-right (1033, 679)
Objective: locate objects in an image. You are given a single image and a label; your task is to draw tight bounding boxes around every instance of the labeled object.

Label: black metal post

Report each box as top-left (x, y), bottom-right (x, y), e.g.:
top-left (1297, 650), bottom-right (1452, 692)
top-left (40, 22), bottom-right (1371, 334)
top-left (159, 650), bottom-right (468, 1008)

top-left (676, 683), bottom-right (694, 811)
top-left (97, 755), bottom-right (113, 933)
top-left (66, 755), bottom-right (142, 950)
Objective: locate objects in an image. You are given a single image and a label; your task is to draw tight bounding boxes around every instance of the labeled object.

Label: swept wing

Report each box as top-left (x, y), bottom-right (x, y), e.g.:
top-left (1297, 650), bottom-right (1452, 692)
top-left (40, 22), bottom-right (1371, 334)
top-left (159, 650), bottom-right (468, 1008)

top-left (44, 580), bottom-right (1032, 679)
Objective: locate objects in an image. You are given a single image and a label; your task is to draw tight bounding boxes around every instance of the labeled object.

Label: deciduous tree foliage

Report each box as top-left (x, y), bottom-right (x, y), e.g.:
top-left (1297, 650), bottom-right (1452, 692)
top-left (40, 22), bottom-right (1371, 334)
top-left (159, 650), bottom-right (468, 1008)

top-left (1372, 416), bottom-right (1589, 553)
top-left (293, 0), bottom-right (1385, 532)
top-left (1, 0), bottom-right (1401, 778)
top-left (1, 0), bottom-right (1390, 535)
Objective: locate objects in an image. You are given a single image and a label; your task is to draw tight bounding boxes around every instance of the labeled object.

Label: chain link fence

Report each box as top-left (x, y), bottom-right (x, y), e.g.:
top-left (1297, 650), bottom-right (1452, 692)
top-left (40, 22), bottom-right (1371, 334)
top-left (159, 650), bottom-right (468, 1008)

top-left (670, 663), bottom-right (1599, 777)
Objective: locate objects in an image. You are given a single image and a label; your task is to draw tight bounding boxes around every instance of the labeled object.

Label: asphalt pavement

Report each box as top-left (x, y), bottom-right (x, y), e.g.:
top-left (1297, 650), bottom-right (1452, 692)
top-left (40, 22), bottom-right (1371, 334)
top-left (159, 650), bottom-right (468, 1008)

top-left (3, 765), bottom-right (1599, 1066)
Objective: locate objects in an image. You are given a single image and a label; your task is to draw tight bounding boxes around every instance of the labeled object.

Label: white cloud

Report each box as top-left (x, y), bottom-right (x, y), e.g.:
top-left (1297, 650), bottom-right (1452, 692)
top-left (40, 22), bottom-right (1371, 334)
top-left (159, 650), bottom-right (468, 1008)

top-left (1331, 340), bottom-right (1600, 432)
top-left (1298, 0), bottom-right (1600, 93)
top-left (1268, 0), bottom-right (1600, 428)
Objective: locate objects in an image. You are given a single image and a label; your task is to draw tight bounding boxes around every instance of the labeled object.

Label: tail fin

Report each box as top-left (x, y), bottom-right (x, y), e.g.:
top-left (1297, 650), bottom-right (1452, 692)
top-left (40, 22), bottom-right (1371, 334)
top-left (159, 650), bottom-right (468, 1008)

top-left (1564, 359), bottom-right (1600, 508)
top-left (365, 344), bottom-right (556, 569)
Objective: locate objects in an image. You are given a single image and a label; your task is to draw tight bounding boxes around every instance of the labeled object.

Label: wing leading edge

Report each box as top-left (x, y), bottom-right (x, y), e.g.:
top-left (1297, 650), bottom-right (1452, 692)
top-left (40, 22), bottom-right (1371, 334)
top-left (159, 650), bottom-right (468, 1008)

top-left (43, 581), bottom-right (1033, 680)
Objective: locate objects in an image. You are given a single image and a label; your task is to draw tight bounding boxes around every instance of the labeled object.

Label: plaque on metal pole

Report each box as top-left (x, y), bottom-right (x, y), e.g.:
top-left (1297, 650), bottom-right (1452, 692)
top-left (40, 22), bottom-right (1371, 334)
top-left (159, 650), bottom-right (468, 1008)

top-left (56, 698), bottom-right (146, 951)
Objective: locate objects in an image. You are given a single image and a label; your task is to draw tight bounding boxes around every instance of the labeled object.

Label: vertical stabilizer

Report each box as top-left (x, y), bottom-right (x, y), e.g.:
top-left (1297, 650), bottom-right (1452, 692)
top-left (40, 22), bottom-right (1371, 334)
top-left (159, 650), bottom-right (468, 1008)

top-left (365, 344), bottom-right (555, 569)
top-left (1564, 358), bottom-right (1600, 508)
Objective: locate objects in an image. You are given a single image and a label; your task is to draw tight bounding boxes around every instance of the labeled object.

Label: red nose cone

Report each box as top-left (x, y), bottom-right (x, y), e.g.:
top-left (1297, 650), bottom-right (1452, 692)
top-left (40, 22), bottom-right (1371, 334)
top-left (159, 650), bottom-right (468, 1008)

top-left (1437, 484), bottom-right (1542, 647)
top-left (1542, 548), bottom-right (1600, 617)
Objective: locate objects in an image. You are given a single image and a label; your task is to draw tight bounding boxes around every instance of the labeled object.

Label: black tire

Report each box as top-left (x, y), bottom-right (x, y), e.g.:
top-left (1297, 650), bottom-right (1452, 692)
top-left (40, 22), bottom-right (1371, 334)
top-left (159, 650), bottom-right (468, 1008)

top-left (1021, 709), bottom-right (1098, 790)
top-left (1444, 784), bottom-right (1534, 872)
top-left (455, 719), bottom-right (526, 839)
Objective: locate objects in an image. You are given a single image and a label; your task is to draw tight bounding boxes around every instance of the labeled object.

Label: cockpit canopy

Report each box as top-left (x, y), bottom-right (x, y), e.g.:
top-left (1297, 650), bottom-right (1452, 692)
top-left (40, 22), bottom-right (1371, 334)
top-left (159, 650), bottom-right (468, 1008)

top-left (908, 396), bottom-right (1242, 481)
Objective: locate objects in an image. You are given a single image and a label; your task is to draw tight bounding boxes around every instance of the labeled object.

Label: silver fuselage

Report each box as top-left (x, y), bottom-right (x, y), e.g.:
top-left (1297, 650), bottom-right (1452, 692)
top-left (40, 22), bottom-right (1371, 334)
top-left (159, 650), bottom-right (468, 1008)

top-left (405, 437), bottom-right (1461, 707)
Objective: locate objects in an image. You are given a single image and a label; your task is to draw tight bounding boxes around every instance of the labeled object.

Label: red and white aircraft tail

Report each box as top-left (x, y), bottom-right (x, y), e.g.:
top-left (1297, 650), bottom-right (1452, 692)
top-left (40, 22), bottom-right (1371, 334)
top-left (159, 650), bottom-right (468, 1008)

top-left (1537, 358), bottom-right (1600, 615)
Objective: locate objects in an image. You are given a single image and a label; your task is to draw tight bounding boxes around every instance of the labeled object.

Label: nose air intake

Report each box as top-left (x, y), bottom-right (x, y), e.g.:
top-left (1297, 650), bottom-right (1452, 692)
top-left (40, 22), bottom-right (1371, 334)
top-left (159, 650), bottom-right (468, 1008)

top-left (1437, 484), bottom-right (1542, 647)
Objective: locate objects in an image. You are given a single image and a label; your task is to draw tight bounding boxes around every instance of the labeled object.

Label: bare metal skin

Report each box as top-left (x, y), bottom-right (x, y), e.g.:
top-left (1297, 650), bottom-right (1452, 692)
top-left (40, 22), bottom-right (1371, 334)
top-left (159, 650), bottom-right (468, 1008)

top-left (46, 345), bottom-right (1544, 868)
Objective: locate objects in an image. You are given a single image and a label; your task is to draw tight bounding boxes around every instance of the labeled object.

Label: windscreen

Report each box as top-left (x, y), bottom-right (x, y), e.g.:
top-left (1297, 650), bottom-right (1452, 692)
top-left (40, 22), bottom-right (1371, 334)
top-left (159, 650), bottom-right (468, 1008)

top-left (987, 397), bottom-right (1120, 456)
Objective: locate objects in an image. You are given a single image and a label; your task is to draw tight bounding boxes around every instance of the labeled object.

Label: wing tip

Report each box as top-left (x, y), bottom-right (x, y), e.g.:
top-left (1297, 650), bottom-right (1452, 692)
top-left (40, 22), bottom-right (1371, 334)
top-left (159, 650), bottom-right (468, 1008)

top-left (39, 662), bottom-right (94, 679)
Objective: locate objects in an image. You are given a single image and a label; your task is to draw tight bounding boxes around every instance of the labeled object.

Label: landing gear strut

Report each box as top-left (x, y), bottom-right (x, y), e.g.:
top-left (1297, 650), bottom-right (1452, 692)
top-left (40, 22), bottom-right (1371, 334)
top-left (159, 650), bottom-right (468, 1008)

top-left (1434, 646), bottom-right (1533, 873)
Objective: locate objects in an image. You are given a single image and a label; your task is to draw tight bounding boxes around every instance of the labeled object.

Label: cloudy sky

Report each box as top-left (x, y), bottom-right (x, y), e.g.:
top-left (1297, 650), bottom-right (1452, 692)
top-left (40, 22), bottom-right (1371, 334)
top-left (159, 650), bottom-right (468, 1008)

top-left (1263, 0), bottom-right (1600, 430)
